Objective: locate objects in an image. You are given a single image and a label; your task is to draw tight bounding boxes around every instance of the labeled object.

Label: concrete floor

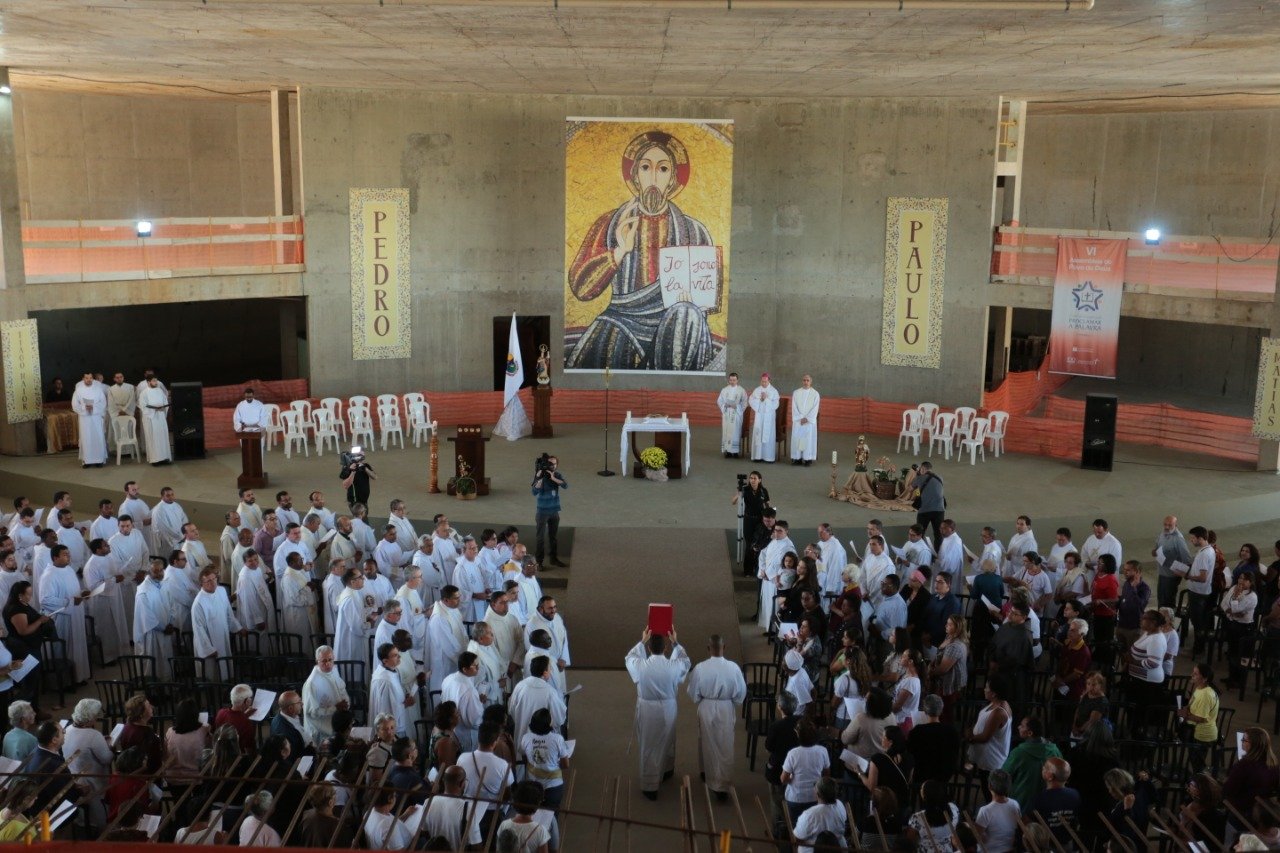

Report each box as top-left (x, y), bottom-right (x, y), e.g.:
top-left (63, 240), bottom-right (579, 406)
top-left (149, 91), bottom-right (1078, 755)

top-left (3, 420), bottom-right (1279, 849)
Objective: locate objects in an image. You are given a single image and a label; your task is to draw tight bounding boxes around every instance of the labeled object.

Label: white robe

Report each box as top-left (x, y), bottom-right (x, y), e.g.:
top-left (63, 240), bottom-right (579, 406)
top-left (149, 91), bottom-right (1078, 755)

top-left (304, 506), bottom-right (336, 534)
top-left (938, 533), bottom-right (966, 578)
top-left (40, 564), bottom-right (90, 682)
top-left (374, 540), bottom-right (410, 584)
top-left (428, 604), bottom-right (467, 692)
top-left (411, 550), bottom-right (445, 606)
top-left (72, 382), bottom-right (108, 464)
top-left (524, 612), bottom-right (570, 670)
top-left (524, 646), bottom-right (567, 697)
top-left (387, 515), bottom-right (418, 557)
top-left (625, 641), bottom-right (691, 790)
top-left (1005, 529), bottom-right (1039, 575)
top-left (395, 586), bottom-right (431, 663)
top-left (818, 538), bottom-right (849, 606)
top-left (441, 671), bottom-right (484, 752)
top-left (182, 540), bottom-right (212, 583)
top-left (219, 526), bottom-right (242, 584)
top-left (322, 573), bottom-right (344, 635)
top-left (302, 667), bottom-right (350, 743)
top-left (350, 518), bottom-right (378, 560)
top-left (789, 387), bottom-right (821, 461)
top-left (133, 576), bottom-right (178, 678)
top-left (84, 553), bottom-right (129, 662)
top-left (370, 664), bottom-right (409, 736)
top-left (280, 567), bottom-right (317, 642)
top-left (237, 501), bottom-right (265, 533)
top-left (191, 587), bottom-right (243, 680)
top-left (717, 384), bottom-right (747, 453)
top-left (757, 535), bottom-right (795, 629)
top-left (163, 564), bottom-right (199, 632)
top-left (333, 588), bottom-right (370, 669)
top-left (107, 382), bottom-right (136, 421)
top-left (748, 384), bottom-right (780, 462)
top-left (513, 575), bottom-right (543, 626)
top-left (55, 526), bottom-right (90, 573)
top-left (236, 565), bottom-right (277, 642)
top-left (330, 533), bottom-right (359, 571)
top-left (508, 675), bottom-right (567, 759)
top-left (273, 539), bottom-right (314, 581)
top-left (89, 515), bottom-right (118, 544)
top-left (395, 653), bottom-right (422, 734)
top-left (432, 534), bottom-right (460, 586)
top-left (118, 497), bottom-right (155, 553)
top-left (467, 640), bottom-right (504, 706)
top-left (484, 606), bottom-right (525, 679)
top-left (686, 656), bottom-right (748, 792)
top-left (137, 385), bottom-right (172, 463)
top-left (11, 523), bottom-right (39, 572)
top-left (1080, 532), bottom-right (1123, 571)
top-left (153, 501), bottom-right (189, 551)
top-left (274, 506), bottom-right (300, 528)
top-left (108, 528), bottom-right (147, 628)
top-left (373, 617), bottom-right (401, 670)
top-left (454, 557), bottom-right (489, 622)
top-left (860, 551), bottom-right (895, 607)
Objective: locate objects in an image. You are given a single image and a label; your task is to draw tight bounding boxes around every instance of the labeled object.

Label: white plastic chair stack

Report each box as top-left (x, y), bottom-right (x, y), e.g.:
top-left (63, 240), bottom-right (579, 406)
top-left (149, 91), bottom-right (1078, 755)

top-left (349, 407), bottom-right (375, 450)
top-left (987, 411), bottom-right (1009, 458)
top-left (289, 400), bottom-right (313, 438)
top-left (377, 402), bottom-right (404, 451)
top-left (281, 410), bottom-right (309, 458)
top-left (408, 401), bottom-right (433, 447)
top-left (952, 406), bottom-right (977, 450)
top-left (313, 409), bottom-right (341, 455)
top-left (319, 397), bottom-right (347, 443)
top-left (263, 403), bottom-right (284, 451)
top-left (402, 392), bottom-right (425, 425)
top-left (113, 416), bottom-right (140, 465)
top-left (916, 403), bottom-right (940, 445)
top-left (929, 412), bottom-right (957, 460)
top-left (897, 408), bottom-right (923, 455)
top-left (960, 418), bottom-right (989, 465)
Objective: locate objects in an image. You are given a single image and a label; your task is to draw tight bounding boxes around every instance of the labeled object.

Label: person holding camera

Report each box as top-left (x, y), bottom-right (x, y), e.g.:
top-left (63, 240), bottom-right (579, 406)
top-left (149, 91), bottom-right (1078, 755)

top-left (340, 447), bottom-right (376, 508)
top-left (531, 455), bottom-right (568, 568)
top-left (908, 461), bottom-right (946, 549)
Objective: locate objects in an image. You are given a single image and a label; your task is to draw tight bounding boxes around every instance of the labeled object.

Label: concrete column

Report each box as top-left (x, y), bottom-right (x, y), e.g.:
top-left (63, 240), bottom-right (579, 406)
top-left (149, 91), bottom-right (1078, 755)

top-left (270, 88), bottom-right (294, 218)
top-left (1257, 258), bottom-right (1280, 472)
top-left (0, 69), bottom-right (37, 455)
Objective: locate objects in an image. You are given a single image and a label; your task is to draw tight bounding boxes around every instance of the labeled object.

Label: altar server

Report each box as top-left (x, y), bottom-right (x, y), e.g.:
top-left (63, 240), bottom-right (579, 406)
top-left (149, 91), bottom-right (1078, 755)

top-left (789, 374), bottom-right (821, 465)
top-left (191, 566), bottom-right (244, 680)
top-left (717, 372), bottom-right (747, 457)
top-left (748, 373), bottom-right (780, 463)
top-left (625, 627), bottom-right (690, 799)
top-left (686, 635), bottom-right (747, 798)
top-left (429, 586), bottom-right (468, 693)
top-left (153, 488), bottom-right (189, 551)
top-left (236, 549), bottom-right (276, 646)
top-left (72, 374), bottom-right (108, 467)
top-left (134, 559), bottom-right (179, 678)
top-left (40, 545), bottom-right (90, 683)
top-left (84, 538), bottom-right (129, 663)
top-left (333, 570), bottom-right (371, 668)
top-left (137, 376), bottom-right (172, 465)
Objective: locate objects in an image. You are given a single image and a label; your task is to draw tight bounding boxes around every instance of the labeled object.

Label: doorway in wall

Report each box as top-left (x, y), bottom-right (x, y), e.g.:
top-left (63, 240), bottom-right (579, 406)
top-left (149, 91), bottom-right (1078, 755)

top-left (492, 315), bottom-right (550, 392)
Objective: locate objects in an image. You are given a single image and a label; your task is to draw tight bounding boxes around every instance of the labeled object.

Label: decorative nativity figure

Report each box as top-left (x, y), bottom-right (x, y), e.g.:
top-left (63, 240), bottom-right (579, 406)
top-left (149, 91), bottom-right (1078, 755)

top-left (535, 345), bottom-right (552, 386)
top-left (854, 436), bottom-right (871, 472)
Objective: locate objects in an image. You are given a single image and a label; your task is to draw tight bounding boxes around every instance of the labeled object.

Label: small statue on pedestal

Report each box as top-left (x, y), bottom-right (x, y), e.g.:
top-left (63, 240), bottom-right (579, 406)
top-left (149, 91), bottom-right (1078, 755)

top-left (854, 435), bottom-right (870, 472)
top-left (536, 345), bottom-right (552, 386)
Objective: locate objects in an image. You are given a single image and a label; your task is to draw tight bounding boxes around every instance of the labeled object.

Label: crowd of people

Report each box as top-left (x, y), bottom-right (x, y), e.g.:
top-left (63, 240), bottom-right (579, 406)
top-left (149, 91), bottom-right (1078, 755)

top-left (736, 469), bottom-right (1280, 851)
top-left (0, 478), bottom-right (576, 851)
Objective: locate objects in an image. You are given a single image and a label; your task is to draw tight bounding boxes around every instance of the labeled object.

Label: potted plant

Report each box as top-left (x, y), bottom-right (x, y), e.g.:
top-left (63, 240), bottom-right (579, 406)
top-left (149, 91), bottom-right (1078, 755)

top-left (452, 456), bottom-right (478, 500)
top-left (639, 446), bottom-right (669, 482)
top-left (871, 455), bottom-right (900, 500)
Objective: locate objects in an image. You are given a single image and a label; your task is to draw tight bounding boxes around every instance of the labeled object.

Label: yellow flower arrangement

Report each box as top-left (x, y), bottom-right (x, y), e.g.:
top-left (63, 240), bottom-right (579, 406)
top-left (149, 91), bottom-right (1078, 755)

top-left (639, 446), bottom-right (668, 471)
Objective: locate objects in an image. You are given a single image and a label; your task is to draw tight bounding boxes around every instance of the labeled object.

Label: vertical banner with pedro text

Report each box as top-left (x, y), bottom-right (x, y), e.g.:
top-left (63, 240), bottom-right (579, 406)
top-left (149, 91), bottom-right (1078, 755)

top-left (1, 319), bottom-right (42, 423)
top-left (350, 188), bottom-right (411, 360)
top-left (1252, 338), bottom-right (1280, 439)
top-left (1048, 237), bottom-right (1126, 378)
top-left (881, 197), bottom-right (948, 368)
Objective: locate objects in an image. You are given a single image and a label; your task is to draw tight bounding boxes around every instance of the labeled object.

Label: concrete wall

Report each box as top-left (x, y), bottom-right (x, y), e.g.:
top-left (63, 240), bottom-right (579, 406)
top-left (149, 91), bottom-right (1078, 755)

top-left (299, 89), bottom-right (998, 406)
top-left (12, 90), bottom-right (298, 220)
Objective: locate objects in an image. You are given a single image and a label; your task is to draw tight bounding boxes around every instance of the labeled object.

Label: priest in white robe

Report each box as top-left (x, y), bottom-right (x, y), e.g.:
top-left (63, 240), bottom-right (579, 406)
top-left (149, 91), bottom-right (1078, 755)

top-left (236, 550), bottom-right (277, 647)
top-left (757, 523), bottom-right (795, 629)
top-left (484, 593), bottom-right (524, 693)
top-left (370, 641), bottom-right (410, 736)
top-left (349, 508), bottom-right (378, 562)
top-left (322, 560), bottom-right (346, 635)
top-left (119, 483), bottom-right (156, 555)
top-left (467, 623), bottom-right (505, 707)
top-left (625, 628), bottom-right (691, 797)
top-left (329, 517), bottom-right (360, 570)
top-left (394, 568), bottom-right (431, 665)
top-left (137, 377), bottom-right (172, 464)
top-left (333, 570), bottom-right (372, 670)
top-left (39, 546), bottom-right (91, 683)
top-left (372, 601), bottom-right (405, 670)
top-left (440, 653), bottom-right (485, 751)
top-left (89, 503), bottom-right (118, 543)
top-left (11, 512), bottom-right (40, 574)
top-left (748, 373), bottom-right (780, 463)
top-left (411, 537), bottom-right (445, 606)
top-left (508, 657), bottom-right (567, 759)
top-left (53, 513), bottom-right (90, 573)
top-left (219, 512), bottom-right (244, 585)
top-left (280, 554), bottom-right (318, 643)
top-left (109, 516), bottom-right (148, 628)
top-left (716, 372), bottom-right (747, 457)
top-left (524, 597), bottom-right (571, 675)
top-left (374, 527), bottom-right (412, 585)
top-left (860, 537), bottom-right (896, 607)
top-left (817, 525), bottom-right (849, 609)
top-left (686, 636), bottom-right (748, 796)
top-left (1004, 516), bottom-right (1039, 576)
top-left (513, 562), bottom-right (543, 626)
top-left (525, 634), bottom-right (567, 697)
top-left (134, 559), bottom-right (179, 678)
top-left (432, 521), bottom-right (461, 586)
top-left (391, 630), bottom-right (424, 735)
top-left (454, 542), bottom-right (490, 624)
top-left (84, 539), bottom-right (130, 663)
top-left (789, 374), bottom-right (820, 464)
top-left (302, 646), bottom-right (350, 744)
top-left (428, 586), bottom-right (468, 693)
top-left (163, 552), bottom-right (199, 633)
top-left (72, 375), bottom-right (108, 466)
top-left (237, 489), bottom-right (265, 533)
top-left (107, 373), bottom-right (136, 449)
top-left (362, 561), bottom-right (395, 619)
top-left (152, 489), bottom-right (189, 551)
top-left (180, 525), bottom-right (214, 583)
top-left (386, 501), bottom-right (418, 560)
top-left (191, 567), bottom-right (245, 681)
top-left (230, 529), bottom-right (256, 577)
top-left (304, 492), bottom-right (336, 534)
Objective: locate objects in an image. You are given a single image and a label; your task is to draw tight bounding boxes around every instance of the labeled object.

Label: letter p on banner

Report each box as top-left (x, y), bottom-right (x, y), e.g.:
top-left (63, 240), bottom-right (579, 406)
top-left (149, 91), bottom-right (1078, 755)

top-left (350, 188), bottom-right (411, 360)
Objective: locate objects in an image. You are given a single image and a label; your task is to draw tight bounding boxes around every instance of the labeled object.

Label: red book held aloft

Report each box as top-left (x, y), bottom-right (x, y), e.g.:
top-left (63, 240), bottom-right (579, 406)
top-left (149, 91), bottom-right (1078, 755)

top-left (648, 603), bottom-right (674, 636)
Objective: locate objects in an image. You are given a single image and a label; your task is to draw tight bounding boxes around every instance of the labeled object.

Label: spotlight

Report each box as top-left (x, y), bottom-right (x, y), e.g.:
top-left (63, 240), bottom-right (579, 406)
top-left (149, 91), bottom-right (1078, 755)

top-left (136, 220), bottom-right (153, 237)
top-left (1144, 227), bottom-right (1161, 245)
top-left (0, 86), bottom-right (11, 96)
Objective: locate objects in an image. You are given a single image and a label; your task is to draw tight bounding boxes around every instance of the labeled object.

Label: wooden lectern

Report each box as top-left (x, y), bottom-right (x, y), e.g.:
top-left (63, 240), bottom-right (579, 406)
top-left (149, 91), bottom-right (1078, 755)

top-left (447, 425), bottom-right (491, 496)
top-left (236, 431), bottom-right (268, 489)
top-left (532, 386), bottom-right (553, 438)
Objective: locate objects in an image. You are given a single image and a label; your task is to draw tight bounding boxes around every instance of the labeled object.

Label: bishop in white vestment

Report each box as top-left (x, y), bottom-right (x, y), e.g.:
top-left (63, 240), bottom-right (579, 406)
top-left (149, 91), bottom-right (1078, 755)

top-left (789, 375), bottom-right (820, 463)
top-left (625, 630), bottom-right (691, 795)
top-left (716, 374), bottom-right (747, 456)
top-left (748, 374), bottom-right (780, 463)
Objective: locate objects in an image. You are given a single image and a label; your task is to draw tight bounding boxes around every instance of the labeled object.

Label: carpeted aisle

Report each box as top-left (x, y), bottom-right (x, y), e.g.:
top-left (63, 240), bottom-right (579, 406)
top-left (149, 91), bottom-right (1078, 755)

top-left (559, 526), bottom-right (742, 670)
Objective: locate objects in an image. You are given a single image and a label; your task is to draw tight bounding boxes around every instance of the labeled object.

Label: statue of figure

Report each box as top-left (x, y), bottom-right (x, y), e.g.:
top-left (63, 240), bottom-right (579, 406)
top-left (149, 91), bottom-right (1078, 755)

top-left (853, 435), bottom-right (870, 472)
top-left (536, 345), bottom-right (552, 386)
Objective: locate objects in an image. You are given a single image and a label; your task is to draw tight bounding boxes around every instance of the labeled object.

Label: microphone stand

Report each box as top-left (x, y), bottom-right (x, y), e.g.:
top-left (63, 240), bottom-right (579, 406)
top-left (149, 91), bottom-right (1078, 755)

top-left (598, 366), bottom-right (615, 477)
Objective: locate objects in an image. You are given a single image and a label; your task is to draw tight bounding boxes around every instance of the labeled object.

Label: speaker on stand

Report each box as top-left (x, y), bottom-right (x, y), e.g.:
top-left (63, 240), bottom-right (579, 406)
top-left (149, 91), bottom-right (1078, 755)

top-left (171, 382), bottom-right (206, 460)
top-left (1081, 393), bottom-right (1117, 472)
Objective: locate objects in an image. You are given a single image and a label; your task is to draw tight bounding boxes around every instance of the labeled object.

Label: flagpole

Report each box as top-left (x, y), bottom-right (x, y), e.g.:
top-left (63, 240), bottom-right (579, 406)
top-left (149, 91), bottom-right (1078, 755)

top-left (598, 365), bottom-right (615, 477)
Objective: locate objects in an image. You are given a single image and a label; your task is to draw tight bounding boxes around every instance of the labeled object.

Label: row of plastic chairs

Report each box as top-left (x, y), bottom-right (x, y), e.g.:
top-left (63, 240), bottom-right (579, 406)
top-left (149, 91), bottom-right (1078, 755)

top-left (898, 403), bottom-right (1008, 464)
top-left (264, 394), bottom-right (434, 458)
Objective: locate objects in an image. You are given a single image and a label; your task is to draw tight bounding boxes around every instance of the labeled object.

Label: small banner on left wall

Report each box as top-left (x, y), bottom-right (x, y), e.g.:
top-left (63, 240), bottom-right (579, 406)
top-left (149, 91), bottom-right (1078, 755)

top-left (1253, 338), bottom-right (1280, 440)
top-left (1, 319), bottom-right (42, 423)
top-left (350, 187), bottom-right (411, 360)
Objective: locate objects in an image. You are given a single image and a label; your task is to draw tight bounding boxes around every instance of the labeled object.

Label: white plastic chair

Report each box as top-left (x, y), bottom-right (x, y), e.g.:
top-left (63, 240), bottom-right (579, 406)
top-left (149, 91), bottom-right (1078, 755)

top-left (897, 409), bottom-right (923, 455)
top-left (929, 412), bottom-right (957, 460)
top-left (289, 400), bottom-right (313, 437)
top-left (960, 419), bottom-right (989, 465)
top-left (952, 406), bottom-right (977, 449)
top-left (402, 392), bottom-right (425, 423)
top-left (319, 397), bottom-right (347, 442)
top-left (348, 395), bottom-right (371, 415)
top-left (263, 403), bottom-right (284, 450)
top-left (987, 411), bottom-right (1009, 458)
top-left (376, 394), bottom-right (399, 414)
top-left (349, 407), bottom-right (375, 450)
top-left (916, 403), bottom-right (940, 444)
top-left (408, 400), bottom-right (433, 447)
top-left (281, 410), bottom-right (309, 458)
top-left (378, 402), bottom-right (404, 451)
top-left (313, 409), bottom-right (341, 456)
top-left (113, 416), bottom-right (140, 464)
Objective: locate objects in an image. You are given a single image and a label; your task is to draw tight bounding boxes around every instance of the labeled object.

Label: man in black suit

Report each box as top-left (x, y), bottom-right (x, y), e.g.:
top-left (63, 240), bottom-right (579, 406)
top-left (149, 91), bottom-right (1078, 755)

top-left (19, 722), bottom-right (79, 815)
top-left (269, 690), bottom-right (313, 758)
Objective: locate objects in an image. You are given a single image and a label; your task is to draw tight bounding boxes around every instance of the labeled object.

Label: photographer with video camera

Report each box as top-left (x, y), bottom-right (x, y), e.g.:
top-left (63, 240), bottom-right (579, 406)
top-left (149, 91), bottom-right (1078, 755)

top-left (531, 453), bottom-right (568, 568)
top-left (340, 445), bottom-right (377, 508)
top-left (908, 460), bottom-right (946, 550)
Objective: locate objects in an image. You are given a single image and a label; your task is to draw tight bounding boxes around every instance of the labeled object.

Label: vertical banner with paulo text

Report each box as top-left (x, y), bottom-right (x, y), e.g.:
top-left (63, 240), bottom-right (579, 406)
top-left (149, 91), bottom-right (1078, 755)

top-left (1253, 338), bottom-right (1280, 440)
top-left (1, 319), bottom-right (42, 423)
top-left (881, 197), bottom-right (948, 368)
top-left (1048, 237), bottom-right (1126, 378)
top-left (350, 188), bottom-right (411, 360)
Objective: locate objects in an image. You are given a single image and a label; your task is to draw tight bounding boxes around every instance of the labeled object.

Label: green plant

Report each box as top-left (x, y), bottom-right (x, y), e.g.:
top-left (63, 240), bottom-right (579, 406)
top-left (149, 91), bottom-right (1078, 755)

top-left (639, 446), bottom-right (668, 471)
top-left (454, 456), bottom-right (477, 495)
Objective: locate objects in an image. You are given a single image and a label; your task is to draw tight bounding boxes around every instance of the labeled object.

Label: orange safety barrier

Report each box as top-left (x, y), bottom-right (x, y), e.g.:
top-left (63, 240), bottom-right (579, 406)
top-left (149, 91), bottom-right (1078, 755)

top-left (981, 364), bottom-right (1071, 416)
top-left (1045, 395), bottom-right (1258, 463)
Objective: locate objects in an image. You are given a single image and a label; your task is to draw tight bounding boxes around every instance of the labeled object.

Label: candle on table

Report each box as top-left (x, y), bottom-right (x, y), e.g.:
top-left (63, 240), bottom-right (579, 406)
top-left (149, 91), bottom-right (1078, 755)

top-left (832, 451), bottom-right (838, 465)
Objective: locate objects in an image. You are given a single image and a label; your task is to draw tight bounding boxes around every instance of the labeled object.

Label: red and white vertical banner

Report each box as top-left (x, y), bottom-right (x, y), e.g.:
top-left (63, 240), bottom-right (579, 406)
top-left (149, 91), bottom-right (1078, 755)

top-left (1048, 237), bottom-right (1126, 378)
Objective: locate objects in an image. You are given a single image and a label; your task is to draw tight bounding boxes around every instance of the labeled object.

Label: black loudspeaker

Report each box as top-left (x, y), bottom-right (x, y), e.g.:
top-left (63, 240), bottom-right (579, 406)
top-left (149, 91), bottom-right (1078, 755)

top-left (1081, 393), bottom-right (1117, 472)
top-left (170, 382), bottom-right (206, 460)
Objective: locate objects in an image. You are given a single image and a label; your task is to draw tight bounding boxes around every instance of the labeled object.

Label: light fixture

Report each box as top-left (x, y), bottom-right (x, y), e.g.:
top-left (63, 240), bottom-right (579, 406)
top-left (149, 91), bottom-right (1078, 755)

top-left (1144, 227), bottom-right (1161, 245)
top-left (0, 86), bottom-right (11, 96)
top-left (136, 220), bottom-right (153, 237)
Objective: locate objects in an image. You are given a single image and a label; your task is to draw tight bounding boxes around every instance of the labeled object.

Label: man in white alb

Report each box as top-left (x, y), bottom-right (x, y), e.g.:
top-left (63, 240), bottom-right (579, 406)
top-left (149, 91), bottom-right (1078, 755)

top-left (686, 634), bottom-right (747, 799)
top-left (72, 373), bottom-right (108, 467)
top-left (429, 586), bottom-right (469, 693)
top-left (152, 487), bottom-right (188, 551)
top-left (302, 646), bottom-right (350, 744)
top-left (978, 526), bottom-right (1005, 576)
top-left (40, 544), bottom-right (91, 682)
top-left (937, 519), bottom-right (967, 579)
top-left (180, 524), bottom-right (213, 579)
top-left (508, 655), bottom-right (567, 758)
top-left (1079, 518), bottom-right (1123, 571)
top-left (369, 641), bottom-right (410, 737)
top-left (748, 373), bottom-right (780, 463)
top-left (53, 509), bottom-right (90, 573)
top-left (304, 491), bottom-right (336, 534)
top-left (374, 526), bottom-right (412, 585)
top-left (163, 551), bottom-right (199, 633)
top-left (274, 491), bottom-right (301, 528)
top-left (717, 372), bottom-right (747, 458)
top-left (219, 511), bottom-right (244, 585)
top-left (137, 376), bottom-right (172, 465)
top-left (525, 596), bottom-right (570, 683)
top-left (625, 626), bottom-right (690, 800)
top-left (191, 566), bottom-right (245, 681)
top-left (134, 558), bottom-right (179, 678)
top-left (236, 488), bottom-right (264, 533)
top-left (89, 499), bottom-right (117, 543)
top-left (84, 538), bottom-right (129, 663)
top-left (236, 549), bottom-right (277, 645)
top-left (1005, 515), bottom-right (1039, 576)
top-left (386, 500), bottom-right (418, 561)
top-left (107, 372), bottom-right (136, 450)
top-left (119, 481), bottom-right (155, 554)
top-left (273, 523), bottom-right (315, 581)
top-left (233, 387), bottom-right (267, 432)
top-left (789, 374), bottom-right (820, 466)
top-left (109, 515), bottom-right (147, 628)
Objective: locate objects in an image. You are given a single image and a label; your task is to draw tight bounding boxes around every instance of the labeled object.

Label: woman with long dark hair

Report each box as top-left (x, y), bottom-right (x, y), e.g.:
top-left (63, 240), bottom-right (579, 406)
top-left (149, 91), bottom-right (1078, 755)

top-left (1223, 727), bottom-right (1280, 845)
top-left (732, 471), bottom-right (770, 577)
top-left (906, 779), bottom-right (961, 852)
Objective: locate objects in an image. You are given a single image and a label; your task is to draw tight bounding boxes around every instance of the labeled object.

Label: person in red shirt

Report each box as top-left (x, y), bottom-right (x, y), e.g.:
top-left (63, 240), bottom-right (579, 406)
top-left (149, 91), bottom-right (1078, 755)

top-left (213, 684), bottom-right (257, 753)
top-left (1052, 618), bottom-right (1093, 700)
top-left (1090, 554), bottom-right (1121, 667)
top-left (115, 694), bottom-right (162, 775)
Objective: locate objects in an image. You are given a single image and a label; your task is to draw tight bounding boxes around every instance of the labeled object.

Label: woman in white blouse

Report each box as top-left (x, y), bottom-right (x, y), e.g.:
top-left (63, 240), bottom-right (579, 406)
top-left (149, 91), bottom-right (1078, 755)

top-left (892, 650), bottom-right (923, 729)
top-left (1126, 609), bottom-right (1168, 736)
top-left (62, 698), bottom-right (114, 833)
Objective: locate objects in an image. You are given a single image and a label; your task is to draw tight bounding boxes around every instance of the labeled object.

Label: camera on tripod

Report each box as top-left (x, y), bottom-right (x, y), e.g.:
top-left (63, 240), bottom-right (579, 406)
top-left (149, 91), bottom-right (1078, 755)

top-left (736, 473), bottom-right (748, 492)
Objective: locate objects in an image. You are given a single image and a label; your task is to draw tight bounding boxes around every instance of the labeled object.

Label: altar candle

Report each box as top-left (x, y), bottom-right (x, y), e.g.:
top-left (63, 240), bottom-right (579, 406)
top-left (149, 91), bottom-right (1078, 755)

top-left (832, 451), bottom-right (838, 465)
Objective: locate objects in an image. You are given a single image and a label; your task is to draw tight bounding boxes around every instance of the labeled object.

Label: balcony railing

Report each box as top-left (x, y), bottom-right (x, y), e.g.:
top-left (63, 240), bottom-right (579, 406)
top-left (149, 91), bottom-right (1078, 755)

top-left (21, 215), bottom-right (304, 284)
